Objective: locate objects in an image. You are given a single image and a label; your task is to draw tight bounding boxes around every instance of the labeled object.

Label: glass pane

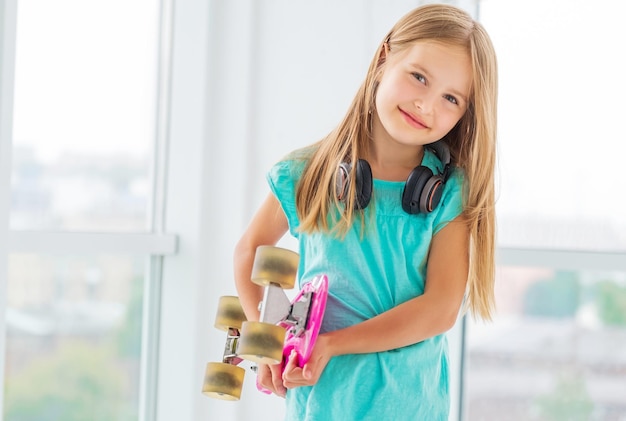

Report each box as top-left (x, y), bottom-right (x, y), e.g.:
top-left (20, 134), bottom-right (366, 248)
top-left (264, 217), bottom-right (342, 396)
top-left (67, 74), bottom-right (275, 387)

top-left (10, 0), bottom-right (160, 232)
top-left (3, 254), bottom-right (146, 421)
top-left (479, 0), bottom-right (626, 251)
top-left (467, 266), bottom-right (626, 420)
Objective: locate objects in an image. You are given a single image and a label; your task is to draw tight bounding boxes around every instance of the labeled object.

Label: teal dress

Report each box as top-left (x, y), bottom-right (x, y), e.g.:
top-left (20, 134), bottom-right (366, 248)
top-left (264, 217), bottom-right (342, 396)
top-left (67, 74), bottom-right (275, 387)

top-left (266, 149), bottom-right (464, 421)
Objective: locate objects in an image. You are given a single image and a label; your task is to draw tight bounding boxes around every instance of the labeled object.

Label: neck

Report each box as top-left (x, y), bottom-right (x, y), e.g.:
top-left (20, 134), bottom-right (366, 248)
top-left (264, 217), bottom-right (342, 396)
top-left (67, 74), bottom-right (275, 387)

top-left (365, 116), bottom-right (425, 181)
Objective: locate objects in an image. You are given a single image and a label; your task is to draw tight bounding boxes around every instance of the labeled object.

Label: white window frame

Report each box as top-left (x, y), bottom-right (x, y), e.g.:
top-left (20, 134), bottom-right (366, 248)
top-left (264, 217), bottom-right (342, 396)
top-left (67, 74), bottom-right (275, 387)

top-left (0, 0), bottom-right (18, 416)
top-left (498, 248), bottom-right (626, 272)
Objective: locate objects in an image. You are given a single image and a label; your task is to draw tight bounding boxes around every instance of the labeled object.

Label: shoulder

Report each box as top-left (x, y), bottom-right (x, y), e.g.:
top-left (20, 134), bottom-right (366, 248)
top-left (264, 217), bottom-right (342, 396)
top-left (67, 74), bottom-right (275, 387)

top-left (431, 166), bottom-right (465, 233)
top-left (268, 156), bottom-right (306, 184)
top-left (266, 146), bottom-right (319, 236)
top-left (266, 145), bottom-right (318, 196)
top-left (268, 145), bottom-right (317, 181)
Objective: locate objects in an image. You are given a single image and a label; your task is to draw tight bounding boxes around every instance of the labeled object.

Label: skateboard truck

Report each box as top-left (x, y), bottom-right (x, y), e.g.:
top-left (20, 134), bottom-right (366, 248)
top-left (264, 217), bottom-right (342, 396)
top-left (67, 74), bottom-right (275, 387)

top-left (284, 291), bottom-right (313, 338)
top-left (258, 283), bottom-right (291, 324)
top-left (259, 284), bottom-right (313, 338)
top-left (221, 328), bottom-right (243, 366)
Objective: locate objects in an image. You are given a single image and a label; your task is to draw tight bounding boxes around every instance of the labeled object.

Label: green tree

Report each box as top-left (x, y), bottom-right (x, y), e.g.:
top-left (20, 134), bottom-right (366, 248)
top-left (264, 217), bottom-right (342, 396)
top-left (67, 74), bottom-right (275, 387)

top-left (596, 280), bottom-right (626, 326)
top-left (524, 271), bottom-right (580, 318)
top-left (536, 370), bottom-right (594, 421)
top-left (116, 276), bottom-right (144, 358)
top-left (4, 341), bottom-right (133, 421)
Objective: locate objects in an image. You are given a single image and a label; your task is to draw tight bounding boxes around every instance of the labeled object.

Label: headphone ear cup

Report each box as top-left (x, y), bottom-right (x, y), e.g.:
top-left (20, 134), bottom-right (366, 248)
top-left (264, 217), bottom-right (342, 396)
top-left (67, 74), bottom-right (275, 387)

top-left (336, 160), bottom-right (373, 210)
top-left (336, 163), bottom-right (351, 200)
top-left (420, 174), bottom-right (445, 213)
top-left (402, 166), bottom-right (433, 214)
top-left (355, 159), bottom-right (372, 209)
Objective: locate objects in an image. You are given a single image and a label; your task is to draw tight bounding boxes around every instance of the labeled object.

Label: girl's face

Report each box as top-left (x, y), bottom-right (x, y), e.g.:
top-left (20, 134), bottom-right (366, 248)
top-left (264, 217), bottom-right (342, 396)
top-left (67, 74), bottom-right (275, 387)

top-left (374, 41), bottom-right (472, 149)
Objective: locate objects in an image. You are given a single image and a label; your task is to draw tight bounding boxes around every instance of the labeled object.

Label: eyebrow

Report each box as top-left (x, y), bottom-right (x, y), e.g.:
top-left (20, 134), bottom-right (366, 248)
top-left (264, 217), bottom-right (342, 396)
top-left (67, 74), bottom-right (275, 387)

top-left (410, 63), bottom-right (469, 104)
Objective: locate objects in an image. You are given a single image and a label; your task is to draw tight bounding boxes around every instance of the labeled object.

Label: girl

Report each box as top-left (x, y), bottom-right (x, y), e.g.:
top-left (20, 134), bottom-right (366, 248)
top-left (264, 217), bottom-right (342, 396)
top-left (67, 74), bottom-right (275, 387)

top-left (234, 3), bottom-right (497, 420)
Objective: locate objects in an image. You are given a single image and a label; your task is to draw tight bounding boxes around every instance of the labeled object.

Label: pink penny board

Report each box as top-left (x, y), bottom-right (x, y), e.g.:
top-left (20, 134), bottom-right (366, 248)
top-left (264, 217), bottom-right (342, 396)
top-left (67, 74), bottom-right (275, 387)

top-left (257, 274), bottom-right (328, 394)
top-left (280, 274), bottom-right (328, 368)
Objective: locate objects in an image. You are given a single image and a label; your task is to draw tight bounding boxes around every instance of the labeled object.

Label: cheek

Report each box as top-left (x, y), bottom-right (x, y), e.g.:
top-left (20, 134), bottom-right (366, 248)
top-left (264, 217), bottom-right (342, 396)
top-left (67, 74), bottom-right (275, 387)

top-left (436, 111), bottom-right (464, 135)
top-left (375, 76), bottom-right (408, 111)
top-left (374, 80), bottom-right (392, 112)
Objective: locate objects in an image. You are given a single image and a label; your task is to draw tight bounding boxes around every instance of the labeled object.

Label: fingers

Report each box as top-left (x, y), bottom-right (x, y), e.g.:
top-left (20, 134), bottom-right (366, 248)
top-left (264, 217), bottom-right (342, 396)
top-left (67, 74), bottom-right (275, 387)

top-left (270, 363), bottom-right (287, 397)
top-left (283, 344), bottom-right (332, 388)
top-left (256, 363), bottom-right (287, 398)
top-left (258, 351), bottom-right (323, 394)
top-left (256, 364), bottom-right (272, 392)
top-left (283, 351), bottom-right (311, 380)
top-left (284, 350), bottom-right (299, 373)
top-left (302, 362), bottom-right (312, 380)
top-left (282, 351), bottom-right (310, 388)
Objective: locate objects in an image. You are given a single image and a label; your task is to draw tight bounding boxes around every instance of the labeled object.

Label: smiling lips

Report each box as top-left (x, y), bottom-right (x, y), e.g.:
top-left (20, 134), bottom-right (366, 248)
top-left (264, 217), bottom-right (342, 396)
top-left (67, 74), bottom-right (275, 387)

top-left (400, 108), bottom-right (428, 129)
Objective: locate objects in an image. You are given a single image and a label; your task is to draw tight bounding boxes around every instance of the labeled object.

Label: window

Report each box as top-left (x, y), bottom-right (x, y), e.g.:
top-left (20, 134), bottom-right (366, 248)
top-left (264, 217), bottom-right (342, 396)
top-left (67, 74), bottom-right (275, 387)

top-left (2, 1), bottom-right (172, 420)
top-left (10, 0), bottom-right (159, 232)
top-left (467, 1), bottom-right (626, 419)
top-left (479, 0), bottom-right (626, 252)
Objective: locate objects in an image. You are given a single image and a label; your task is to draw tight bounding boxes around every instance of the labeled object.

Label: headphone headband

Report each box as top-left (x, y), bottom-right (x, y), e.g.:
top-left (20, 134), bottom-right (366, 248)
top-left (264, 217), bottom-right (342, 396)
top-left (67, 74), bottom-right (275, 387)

top-left (426, 141), bottom-right (451, 180)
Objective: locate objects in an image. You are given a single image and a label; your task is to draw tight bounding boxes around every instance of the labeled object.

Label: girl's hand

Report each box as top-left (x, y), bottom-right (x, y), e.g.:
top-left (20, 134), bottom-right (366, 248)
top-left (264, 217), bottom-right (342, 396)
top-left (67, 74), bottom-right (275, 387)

top-left (256, 363), bottom-right (287, 398)
top-left (282, 334), bottom-right (332, 389)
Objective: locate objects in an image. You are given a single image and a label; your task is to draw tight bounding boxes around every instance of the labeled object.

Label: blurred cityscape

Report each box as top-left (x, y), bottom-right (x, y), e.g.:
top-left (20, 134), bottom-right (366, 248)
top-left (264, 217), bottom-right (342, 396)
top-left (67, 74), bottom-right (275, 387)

top-left (5, 145), bottom-right (148, 420)
top-left (10, 144), bottom-right (150, 232)
top-left (468, 267), bottom-right (626, 421)
top-left (4, 252), bottom-right (145, 421)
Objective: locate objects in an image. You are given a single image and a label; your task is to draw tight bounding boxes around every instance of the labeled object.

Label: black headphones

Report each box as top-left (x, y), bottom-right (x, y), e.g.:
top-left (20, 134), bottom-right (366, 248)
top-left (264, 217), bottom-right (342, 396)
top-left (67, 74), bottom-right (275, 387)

top-left (335, 141), bottom-right (451, 214)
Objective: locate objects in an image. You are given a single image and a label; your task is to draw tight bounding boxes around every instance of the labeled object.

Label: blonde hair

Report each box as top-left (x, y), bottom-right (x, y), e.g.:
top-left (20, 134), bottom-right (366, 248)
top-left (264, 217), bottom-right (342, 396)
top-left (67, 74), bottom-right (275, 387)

top-left (294, 4), bottom-right (498, 320)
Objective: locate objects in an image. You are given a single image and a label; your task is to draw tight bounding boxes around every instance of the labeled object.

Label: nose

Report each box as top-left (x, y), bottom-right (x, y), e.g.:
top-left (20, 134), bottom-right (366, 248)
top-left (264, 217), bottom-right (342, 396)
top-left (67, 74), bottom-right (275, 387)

top-left (414, 93), bottom-right (435, 114)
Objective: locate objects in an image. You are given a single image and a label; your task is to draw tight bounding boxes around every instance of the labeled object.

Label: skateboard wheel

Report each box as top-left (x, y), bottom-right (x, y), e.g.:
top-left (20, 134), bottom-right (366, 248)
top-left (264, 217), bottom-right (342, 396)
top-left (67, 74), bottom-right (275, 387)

top-left (214, 296), bottom-right (247, 331)
top-left (251, 246), bottom-right (299, 289)
top-left (202, 362), bottom-right (245, 400)
top-left (238, 321), bottom-right (286, 365)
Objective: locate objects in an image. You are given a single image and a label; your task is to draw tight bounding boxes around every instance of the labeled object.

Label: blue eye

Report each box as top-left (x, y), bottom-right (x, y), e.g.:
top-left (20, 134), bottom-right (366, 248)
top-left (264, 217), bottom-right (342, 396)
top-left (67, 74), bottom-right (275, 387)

top-left (444, 94), bottom-right (458, 105)
top-left (412, 73), bottom-right (426, 84)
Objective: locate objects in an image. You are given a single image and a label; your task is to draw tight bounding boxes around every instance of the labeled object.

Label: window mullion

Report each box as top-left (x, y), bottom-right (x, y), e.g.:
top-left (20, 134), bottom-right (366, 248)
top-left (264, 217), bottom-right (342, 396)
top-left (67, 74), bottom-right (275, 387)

top-left (138, 256), bottom-right (164, 421)
top-left (7, 231), bottom-right (178, 255)
top-left (0, 0), bottom-right (18, 417)
top-left (148, 0), bottom-right (174, 235)
top-left (498, 247), bottom-right (626, 271)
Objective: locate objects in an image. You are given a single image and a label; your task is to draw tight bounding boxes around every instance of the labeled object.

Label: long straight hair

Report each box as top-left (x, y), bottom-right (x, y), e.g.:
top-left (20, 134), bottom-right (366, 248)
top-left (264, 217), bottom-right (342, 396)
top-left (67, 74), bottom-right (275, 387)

top-left (293, 4), bottom-right (498, 320)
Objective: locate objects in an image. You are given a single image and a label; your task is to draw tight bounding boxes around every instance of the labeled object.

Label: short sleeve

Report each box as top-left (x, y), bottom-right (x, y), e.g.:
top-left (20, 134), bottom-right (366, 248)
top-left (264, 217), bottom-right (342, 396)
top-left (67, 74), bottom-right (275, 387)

top-left (266, 159), bottom-right (305, 237)
top-left (432, 168), bottom-right (465, 234)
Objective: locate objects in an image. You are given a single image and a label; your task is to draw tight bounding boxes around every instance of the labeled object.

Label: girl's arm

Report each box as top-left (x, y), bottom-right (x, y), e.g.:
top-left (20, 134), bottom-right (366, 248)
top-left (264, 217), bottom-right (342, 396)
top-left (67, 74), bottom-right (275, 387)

top-left (233, 192), bottom-right (290, 396)
top-left (327, 214), bottom-right (470, 351)
top-left (234, 192), bottom-right (289, 322)
top-left (283, 215), bottom-right (470, 387)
